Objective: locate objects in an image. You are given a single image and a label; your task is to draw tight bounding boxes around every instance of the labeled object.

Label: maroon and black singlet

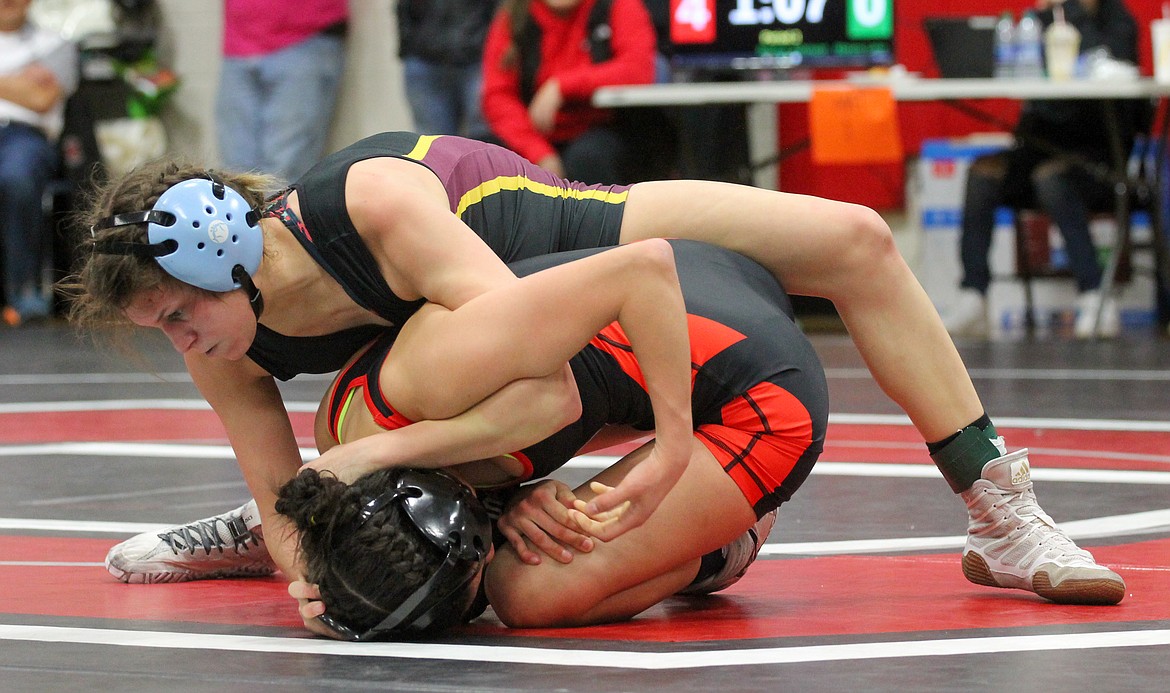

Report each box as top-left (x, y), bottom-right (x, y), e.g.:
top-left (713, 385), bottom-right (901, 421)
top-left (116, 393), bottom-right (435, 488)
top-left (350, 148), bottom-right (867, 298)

top-left (247, 132), bottom-right (630, 379)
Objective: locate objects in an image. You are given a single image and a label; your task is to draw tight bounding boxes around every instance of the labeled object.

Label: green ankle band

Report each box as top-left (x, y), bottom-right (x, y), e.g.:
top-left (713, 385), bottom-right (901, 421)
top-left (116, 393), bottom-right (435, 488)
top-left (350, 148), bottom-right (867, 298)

top-left (930, 425), bottom-right (1002, 493)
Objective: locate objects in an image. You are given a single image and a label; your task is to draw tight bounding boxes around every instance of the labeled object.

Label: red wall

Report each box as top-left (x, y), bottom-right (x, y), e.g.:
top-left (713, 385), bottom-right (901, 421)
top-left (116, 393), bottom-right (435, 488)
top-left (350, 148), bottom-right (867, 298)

top-left (776, 0), bottom-right (1161, 210)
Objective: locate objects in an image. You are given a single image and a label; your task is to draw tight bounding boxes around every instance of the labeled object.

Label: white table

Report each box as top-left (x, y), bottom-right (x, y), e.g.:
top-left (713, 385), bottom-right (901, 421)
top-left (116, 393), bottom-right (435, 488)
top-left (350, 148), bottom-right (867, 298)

top-left (595, 76), bottom-right (1170, 107)
top-left (595, 77), bottom-right (1170, 187)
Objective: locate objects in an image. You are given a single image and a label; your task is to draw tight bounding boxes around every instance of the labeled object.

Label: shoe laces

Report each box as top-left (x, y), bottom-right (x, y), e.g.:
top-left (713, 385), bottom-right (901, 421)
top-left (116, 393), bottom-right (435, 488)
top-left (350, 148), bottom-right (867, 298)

top-left (157, 513), bottom-right (263, 557)
top-left (965, 481), bottom-right (1093, 567)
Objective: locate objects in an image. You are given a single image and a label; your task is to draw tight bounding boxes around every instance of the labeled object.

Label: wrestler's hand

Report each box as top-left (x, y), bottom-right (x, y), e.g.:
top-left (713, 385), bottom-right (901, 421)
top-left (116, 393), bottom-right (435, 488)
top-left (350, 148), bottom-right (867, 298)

top-left (537, 153), bottom-right (565, 178)
top-left (575, 443), bottom-right (688, 541)
top-left (528, 78), bottom-right (562, 134)
top-left (497, 479), bottom-right (594, 565)
top-left (288, 580), bottom-right (346, 640)
top-left (301, 440), bottom-right (376, 485)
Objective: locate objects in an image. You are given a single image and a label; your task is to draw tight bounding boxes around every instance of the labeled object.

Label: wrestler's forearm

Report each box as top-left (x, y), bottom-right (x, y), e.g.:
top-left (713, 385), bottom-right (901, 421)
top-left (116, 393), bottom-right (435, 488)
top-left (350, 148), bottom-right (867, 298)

top-left (185, 353), bottom-right (304, 576)
top-left (306, 368), bottom-right (581, 484)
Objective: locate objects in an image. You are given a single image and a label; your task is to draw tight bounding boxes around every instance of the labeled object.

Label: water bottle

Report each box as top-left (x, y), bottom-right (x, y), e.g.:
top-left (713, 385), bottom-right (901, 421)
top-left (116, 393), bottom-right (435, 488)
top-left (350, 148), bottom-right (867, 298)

top-left (1015, 10), bottom-right (1045, 79)
top-left (994, 12), bottom-right (1016, 79)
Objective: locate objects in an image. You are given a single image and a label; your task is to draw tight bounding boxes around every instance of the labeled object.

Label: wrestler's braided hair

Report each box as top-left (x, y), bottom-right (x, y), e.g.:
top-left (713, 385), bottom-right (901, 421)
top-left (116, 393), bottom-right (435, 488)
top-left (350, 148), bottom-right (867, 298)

top-left (276, 468), bottom-right (466, 634)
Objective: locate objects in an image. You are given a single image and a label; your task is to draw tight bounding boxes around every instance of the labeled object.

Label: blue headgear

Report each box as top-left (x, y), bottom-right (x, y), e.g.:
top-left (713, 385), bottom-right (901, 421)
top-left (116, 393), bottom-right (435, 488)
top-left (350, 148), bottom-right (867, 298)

top-left (316, 468), bottom-right (493, 639)
top-left (92, 176), bottom-right (264, 299)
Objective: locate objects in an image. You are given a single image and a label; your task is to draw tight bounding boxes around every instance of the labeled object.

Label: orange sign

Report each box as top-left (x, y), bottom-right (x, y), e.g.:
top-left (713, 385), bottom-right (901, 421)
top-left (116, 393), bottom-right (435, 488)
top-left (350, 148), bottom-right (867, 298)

top-left (809, 86), bottom-right (903, 165)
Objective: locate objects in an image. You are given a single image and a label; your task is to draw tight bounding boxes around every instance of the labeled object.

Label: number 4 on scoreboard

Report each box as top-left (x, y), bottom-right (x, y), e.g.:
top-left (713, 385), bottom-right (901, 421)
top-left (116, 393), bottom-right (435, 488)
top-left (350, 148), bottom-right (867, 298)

top-left (671, 0), bottom-right (716, 43)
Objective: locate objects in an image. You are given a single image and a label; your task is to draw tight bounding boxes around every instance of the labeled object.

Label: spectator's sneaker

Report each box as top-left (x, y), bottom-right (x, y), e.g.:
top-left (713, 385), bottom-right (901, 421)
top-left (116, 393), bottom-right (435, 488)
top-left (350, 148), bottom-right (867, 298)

top-left (1073, 289), bottom-right (1121, 339)
top-left (3, 292), bottom-right (52, 327)
top-left (105, 500), bottom-right (276, 583)
top-left (941, 288), bottom-right (989, 338)
top-left (961, 449), bottom-right (1125, 605)
top-left (677, 509), bottom-right (778, 595)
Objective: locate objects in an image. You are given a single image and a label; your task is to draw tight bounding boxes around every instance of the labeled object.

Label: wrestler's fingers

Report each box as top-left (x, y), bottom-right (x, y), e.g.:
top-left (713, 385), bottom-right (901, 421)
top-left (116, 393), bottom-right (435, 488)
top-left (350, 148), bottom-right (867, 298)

top-left (572, 497), bottom-right (629, 524)
top-left (497, 522), bottom-right (542, 565)
top-left (568, 508), bottom-right (621, 537)
top-left (288, 580), bottom-right (322, 602)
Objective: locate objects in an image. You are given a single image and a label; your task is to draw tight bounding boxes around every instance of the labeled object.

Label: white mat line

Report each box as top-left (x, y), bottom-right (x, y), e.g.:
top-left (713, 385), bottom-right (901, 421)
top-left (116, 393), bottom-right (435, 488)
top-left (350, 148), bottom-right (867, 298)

top-left (806, 462), bottom-right (1170, 484)
top-left (0, 518), bottom-right (175, 534)
top-left (0, 399), bottom-right (319, 414)
top-left (5, 367), bottom-right (1168, 385)
top-left (4, 506), bottom-right (1166, 549)
top-left (0, 562), bottom-right (105, 567)
top-left (600, 459), bottom-right (1170, 485)
top-left (4, 403), bottom-right (1170, 432)
top-left (825, 367), bottom-right (1170, 381)
top-left (0, 374), bottom-right (335, 386)
top-left (0, 442), bottom-right (318, 461)
top-left (0, 624), bottom-right (1166, 669)
top-left (827, 439), bottom-right (1170, 465)
top-left (4, 443), bottom-right (1169, 484)
top-left (760, 507), bottom-right (1170, 556)
top-left (826, 412), bottom-right (1170, 433)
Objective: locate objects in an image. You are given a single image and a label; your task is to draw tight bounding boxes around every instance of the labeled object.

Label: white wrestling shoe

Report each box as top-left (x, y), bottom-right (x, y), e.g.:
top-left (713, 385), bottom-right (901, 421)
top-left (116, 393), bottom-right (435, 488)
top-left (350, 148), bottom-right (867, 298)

top-left (105, 500), bottom-right (276, 583)
top-left (961, 449), bottom-right (1125, 605)
top-left (677, 509), bottom-right (778, 595)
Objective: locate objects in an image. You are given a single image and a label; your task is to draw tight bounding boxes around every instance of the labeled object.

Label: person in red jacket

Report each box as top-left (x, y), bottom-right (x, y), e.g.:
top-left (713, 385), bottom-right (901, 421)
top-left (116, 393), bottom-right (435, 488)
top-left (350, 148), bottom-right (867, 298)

top-left (481, 0), bottom-right (657, 183)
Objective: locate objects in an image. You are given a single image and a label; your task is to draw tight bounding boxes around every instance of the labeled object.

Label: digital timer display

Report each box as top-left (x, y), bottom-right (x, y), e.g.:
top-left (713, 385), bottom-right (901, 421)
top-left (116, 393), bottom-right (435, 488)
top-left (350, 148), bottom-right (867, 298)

top-left (669, 0), bottom-right (894, 72)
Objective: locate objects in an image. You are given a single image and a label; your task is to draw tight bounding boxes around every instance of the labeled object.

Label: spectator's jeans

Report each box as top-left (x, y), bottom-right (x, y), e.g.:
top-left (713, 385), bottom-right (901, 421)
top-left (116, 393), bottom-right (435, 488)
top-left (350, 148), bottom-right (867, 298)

top-left (403, 56), bottom-right (491, 141)
top-left (0, 122), bottom-right (55, 306)
top-left (960, 161), bottom-right (1102, 295)
top-left (216, 32), bottom-right (345, 182)
top-left (558, 126), bottom-right (629, 185)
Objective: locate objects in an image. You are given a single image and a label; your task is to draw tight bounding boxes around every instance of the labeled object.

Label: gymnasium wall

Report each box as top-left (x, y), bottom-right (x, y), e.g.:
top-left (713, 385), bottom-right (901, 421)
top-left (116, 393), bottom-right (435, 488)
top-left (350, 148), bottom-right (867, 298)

top-left (151, 1), bottom-right (1162, 211)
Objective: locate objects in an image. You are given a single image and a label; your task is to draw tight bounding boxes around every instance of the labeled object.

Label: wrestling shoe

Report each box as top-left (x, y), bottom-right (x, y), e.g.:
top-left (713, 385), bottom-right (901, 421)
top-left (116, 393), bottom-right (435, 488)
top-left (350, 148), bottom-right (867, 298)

top-left (961, 449), bottom-right (1125, 605)
top-left (105, 500), bottom-right (277, 583)
top-left (677, 509), bottom-right (778, 595)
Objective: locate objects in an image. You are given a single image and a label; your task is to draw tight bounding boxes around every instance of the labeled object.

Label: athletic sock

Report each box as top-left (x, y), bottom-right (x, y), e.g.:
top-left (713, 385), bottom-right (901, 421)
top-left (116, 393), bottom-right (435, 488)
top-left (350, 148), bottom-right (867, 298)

top-left (927, 414), bottom-right (1003, 493)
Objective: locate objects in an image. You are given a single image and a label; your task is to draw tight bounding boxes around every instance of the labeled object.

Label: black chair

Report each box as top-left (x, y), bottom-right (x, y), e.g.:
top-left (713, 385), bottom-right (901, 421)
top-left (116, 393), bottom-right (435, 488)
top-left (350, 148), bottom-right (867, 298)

top-left (1011, 133), bottom-right (1163, 334)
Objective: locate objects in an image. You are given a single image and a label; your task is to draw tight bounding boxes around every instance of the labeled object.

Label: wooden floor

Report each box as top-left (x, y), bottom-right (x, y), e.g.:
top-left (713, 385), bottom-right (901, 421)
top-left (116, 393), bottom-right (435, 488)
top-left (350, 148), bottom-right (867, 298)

top-left (1, 321), bottom-right (1168, 692)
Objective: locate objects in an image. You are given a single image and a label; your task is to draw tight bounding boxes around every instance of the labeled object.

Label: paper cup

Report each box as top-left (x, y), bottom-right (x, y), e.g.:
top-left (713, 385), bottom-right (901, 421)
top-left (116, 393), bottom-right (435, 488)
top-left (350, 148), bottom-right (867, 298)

top-left (1154, 19), bottom-right (1170, 84)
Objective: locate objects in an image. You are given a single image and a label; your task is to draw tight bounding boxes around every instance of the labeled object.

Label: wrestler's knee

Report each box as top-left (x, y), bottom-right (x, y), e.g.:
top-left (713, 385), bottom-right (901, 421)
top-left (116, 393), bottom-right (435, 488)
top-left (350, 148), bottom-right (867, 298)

top-left (485, 553), bottom-right (590, 628)
top-left (824, 204), bottom-right (899, 279)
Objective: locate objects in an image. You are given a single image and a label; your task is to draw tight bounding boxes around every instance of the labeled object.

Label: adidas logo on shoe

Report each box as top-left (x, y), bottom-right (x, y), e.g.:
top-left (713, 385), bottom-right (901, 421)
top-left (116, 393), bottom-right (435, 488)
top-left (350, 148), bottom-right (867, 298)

top-left (1010, 457), bottom-right (1030, 485)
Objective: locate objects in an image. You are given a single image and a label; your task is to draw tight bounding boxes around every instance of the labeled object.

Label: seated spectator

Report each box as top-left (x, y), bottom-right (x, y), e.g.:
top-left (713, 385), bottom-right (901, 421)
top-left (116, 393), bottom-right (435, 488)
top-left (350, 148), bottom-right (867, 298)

top-left (0, 0), bottom-right (78, 326)
top-left (942, 0), bottom-right (1139, 339)
top-left (481, 0), bottom-right (658, 184)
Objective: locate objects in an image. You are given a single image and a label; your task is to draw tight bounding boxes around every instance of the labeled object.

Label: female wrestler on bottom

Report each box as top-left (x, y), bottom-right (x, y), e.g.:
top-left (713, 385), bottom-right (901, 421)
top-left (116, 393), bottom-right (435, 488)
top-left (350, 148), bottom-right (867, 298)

top-left (279, 239), bottom-right (827, 633)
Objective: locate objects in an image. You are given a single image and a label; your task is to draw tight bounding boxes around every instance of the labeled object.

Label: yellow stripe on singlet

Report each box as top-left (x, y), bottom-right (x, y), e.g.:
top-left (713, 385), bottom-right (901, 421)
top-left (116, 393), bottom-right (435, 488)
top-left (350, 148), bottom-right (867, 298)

top-left (334, 388), bottom-right (359, 444)
top-left (455, 175), bottom-right (629, 219)
top-left (404, 134), bottom-right (441, 160)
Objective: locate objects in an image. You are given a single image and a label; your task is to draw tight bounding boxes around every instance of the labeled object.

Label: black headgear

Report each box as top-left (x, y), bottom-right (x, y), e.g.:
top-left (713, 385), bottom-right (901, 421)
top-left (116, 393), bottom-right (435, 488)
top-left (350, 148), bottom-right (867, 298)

top-left (317, 468), bottom-right (493, 639)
